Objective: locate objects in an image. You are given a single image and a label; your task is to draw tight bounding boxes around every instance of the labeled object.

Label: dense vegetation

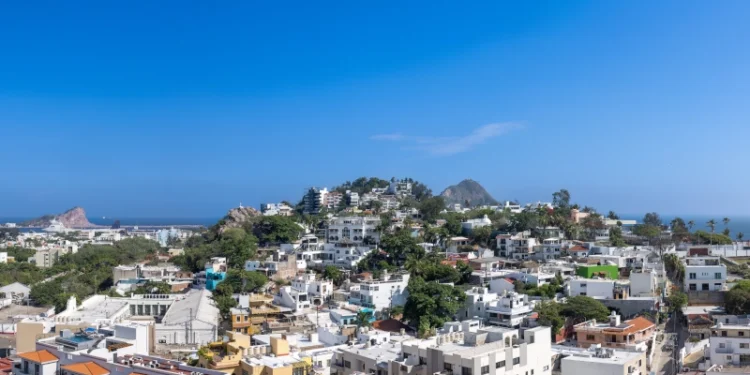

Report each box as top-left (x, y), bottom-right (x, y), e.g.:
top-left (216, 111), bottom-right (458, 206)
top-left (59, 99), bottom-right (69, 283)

top-left (29, 237), bottom-right (162, 311)
top-left (534, 296), bottom-right (611, 339)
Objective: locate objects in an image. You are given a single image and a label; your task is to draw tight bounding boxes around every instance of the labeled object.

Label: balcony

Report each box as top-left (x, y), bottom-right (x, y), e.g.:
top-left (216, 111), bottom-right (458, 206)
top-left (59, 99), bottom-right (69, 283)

top-left (715, 347), bottom-right (734, 354)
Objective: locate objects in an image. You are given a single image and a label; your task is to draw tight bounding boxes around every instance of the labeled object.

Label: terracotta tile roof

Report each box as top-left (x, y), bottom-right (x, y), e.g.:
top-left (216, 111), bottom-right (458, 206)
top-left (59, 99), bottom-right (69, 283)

top-left (61, 362), bottom-right (110, 375)
top-left (18, 350), bottom-right (59, 364)
top-left (372, 319), bottom-right (412, 333)
top-left (604, 316), bottom-right (654, 334)
top-left (569, 245), bottom-right (588, 252)
top-left (504, 278), bottom-right (515, 283)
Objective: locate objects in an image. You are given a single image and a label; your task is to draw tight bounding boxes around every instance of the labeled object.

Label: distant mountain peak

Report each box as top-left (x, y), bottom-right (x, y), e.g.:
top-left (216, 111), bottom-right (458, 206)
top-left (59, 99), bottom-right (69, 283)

top-left (440, 179), bottom-right (497, 207)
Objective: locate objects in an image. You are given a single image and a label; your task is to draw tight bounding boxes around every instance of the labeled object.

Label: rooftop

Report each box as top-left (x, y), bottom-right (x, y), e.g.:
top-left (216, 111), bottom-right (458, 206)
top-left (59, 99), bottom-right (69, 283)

top-left (18, 350), bottom-right (58, 364)
top-left (553, 345), bottom-right (643, 365)
top-left (61, 362), bottom-right (110, 375)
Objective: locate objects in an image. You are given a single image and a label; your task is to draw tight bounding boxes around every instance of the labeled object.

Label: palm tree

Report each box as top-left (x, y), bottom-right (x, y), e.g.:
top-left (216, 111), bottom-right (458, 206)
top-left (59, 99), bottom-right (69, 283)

top-left (355, 310), bottom-right (372, 328)
top-left (687, 220), bottom-right (695, 232)
top-left (707, 219), bottom-right (717, 246)
top-left (723, 217), bottom-right (731, 229)
top-left (404, 253), bottom-right (427, 277)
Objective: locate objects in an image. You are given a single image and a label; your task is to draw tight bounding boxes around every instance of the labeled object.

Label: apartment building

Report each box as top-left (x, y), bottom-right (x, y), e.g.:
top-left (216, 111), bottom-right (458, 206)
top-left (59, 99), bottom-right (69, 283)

top-left (349, 271), bottom-right (409, 311)
top-left (573, 312), bottom-right (655, 351)
top-left (554, 345), bottom-right (647, 375)
top-left (708, 322), bottom-right (750, 367)
top-left (495, 234), bottom-right (537, 259)
top-left (462, 215), bottom-right (492, 234)
top-left (327, 216), bottom-right (381, 245)
top-left (684, 256), bottom-right (726, 292)
top-left (401, 323), bottom-right (552, 375)
top-left (231, 294), bottom-right (285, 334)
top-left (304, 187), bottom-right (329, 215)
top-left (260, 203), bottom-right (294, 216)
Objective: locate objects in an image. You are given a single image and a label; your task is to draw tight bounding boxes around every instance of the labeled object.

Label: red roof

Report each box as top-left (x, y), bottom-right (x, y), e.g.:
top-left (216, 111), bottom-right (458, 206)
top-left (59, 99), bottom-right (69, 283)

top-left (569, 245), bottom-right (588, 252)
top-left (504, 278), bottom-right (515, 284)
top-left (688, 248), bottom-right (710, 256)
top-left (372, 319), bottom-right (412, 333)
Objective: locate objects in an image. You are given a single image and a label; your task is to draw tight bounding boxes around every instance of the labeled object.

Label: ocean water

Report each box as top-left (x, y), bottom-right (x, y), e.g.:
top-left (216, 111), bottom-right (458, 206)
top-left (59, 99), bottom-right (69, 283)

top-left (0, 217), bottom-right (220, 227)
top-left (622, 214), bottom-right (750, 238)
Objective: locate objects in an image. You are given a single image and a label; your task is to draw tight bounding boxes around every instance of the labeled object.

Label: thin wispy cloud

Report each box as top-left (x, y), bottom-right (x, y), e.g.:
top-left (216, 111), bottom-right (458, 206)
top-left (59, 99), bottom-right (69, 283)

top-left (370, 123), bottom-right (523, 156)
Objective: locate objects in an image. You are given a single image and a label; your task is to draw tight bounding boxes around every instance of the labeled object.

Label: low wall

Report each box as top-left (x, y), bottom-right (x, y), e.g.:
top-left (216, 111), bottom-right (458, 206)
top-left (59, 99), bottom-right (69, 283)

top-left (683, 338), bottom-right (709, 360)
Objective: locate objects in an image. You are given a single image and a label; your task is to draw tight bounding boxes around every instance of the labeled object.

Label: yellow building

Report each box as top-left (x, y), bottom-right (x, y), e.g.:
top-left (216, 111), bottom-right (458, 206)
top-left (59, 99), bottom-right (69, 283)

top-left (230, 294), bottom-right (286, 334)
top-left (198, 332), bottom-right (254, 375)
top-left (240, 337), bottom-right (311, 375)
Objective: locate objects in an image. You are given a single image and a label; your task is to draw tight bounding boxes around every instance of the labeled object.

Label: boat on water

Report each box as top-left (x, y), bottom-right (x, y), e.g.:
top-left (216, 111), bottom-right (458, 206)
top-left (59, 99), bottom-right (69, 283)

top-left (43, 219), bottom-right (69, 233)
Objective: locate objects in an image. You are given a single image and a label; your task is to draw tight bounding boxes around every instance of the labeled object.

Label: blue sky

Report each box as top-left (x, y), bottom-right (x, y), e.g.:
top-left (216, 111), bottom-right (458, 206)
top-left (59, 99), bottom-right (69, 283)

top-left (2, 1), bottom-right (750, 218)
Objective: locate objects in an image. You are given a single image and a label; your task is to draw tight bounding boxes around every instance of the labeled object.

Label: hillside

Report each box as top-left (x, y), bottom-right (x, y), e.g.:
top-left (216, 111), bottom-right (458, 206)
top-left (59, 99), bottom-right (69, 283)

top-left (215, 206), bottom-right (262, 233)
top-left (19, 207), bottom-right (93, 227)
top-left (440, 179), bottom-right (498, 207)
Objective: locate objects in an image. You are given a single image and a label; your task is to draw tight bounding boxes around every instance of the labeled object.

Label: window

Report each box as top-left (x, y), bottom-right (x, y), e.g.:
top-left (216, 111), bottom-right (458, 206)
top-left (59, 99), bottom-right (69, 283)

top-left (243, 370), bottom-right (249, 375)
top-left (728, 356), bottom-right (732, 360)
top-left (462, 367), bottom-right (472, 375)
top-left (702, 283), bottom-right (709, 291)
top-left (586, 334), bottom-right (595, 341)
top-left (481, 366), bottom-right (489, 375)
top-left (741, 343), bottom-right (749, 349)
top-left (689, 273), bottom-right (696, 279)
top-left (445, 363), bottom-right (453, 372)
top-left (531, 371), bottom-right (534, 375)
top-left (719, 343), bottom-right (726, 348)
top-left (689, 284), bottom-right (697, 291)
top-left (741, 331), bottom-right (745, 337)
top-left (543, 366), bottom-right (550, 371)
top-left (716, 273), bottom-right (722, 279)
top-left (513, 357), bottom-right (520, 365)
top-left (344, 361), bottom-right (351, 369)
top-left (496, 361), bottom-right (505, 369)
top-left (723, 331), bottom-right (728, 337)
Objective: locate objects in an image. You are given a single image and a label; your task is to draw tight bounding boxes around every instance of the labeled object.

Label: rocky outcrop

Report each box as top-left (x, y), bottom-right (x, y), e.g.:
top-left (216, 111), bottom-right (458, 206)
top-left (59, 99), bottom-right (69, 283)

top-left (217, 206), bottom-right (261, 233)
top-left (440, 179), bottom-right (498, 207)
top-left (20, 206), bottom-right (94, 227)
top-left (57, 207), bottom-right (93, 227)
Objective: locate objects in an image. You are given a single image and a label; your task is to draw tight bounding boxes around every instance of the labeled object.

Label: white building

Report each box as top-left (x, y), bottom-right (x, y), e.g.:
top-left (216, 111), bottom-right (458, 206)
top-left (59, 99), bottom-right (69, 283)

top-left (709, 322), bottom-right (750, 367)
top-left (260, 203), bottom-right (294, 216)
top-left (398, 323), bottom-right (552, 375)
top-left (554, 345), bottom-right (648, 375)
top-left (462, 215), bottom-right (492, 233)
top-left (327, 216), bottom-right (381, 245)
top-left (275, 272), bottom-right (334, 311)
top-left (500, 201), bottom-right (523, 214)
top-left (684, 256), bottom-right (727, 292)
top-left (568, 278), bottom-right (619, 299)
top-left (495, 234), bottom-right (537, 259)
top-left (485, 291), bottom-right (535, 328)
top-left (628, 269), bottom-right (657, 297)
top-left (347, 191), bottom-right (360, 207)
top-left (290, 235), bottom-right (376, 269)
top-left (350, 271), bottom-right (410, 311)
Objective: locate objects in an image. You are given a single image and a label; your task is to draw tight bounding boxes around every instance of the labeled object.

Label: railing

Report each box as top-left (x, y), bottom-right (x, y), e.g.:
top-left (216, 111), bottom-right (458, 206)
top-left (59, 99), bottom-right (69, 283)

top-left (715, 347), bottom-right (734, 354)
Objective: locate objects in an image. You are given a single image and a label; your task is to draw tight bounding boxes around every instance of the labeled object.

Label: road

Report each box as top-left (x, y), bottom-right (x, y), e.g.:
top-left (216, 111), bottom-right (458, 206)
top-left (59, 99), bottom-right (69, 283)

top-left (653, 312), bottom-right (688, 375)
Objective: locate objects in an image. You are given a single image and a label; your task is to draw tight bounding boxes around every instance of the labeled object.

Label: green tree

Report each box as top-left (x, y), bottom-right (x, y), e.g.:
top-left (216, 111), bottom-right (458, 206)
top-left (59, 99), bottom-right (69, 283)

top-left (607, 211), bottom-right (619, 220)
top-left (212, 282), bottom-right (238, 319)
top-left (667, 290), bottom-right (688, 313)
top-left (250, 216), bottom-right (304, 246)
top-left (738, 232), bottom-right (745, 243)
top-left (455, 261), bottom-right (473, 285)
top-left (403, 276), bottom-right (466, 329)
top-left (692, 230), bottom-right (732, 245)
top-left (560, 296), bottom-right (610, 322)
top-left (552, 189), bottom-right (571, 209)
top-left (469, 226), bottom-right (493, 248)
top-left (419, 196), bottom-right (446, 223)
top-left (726, 281), bottom-right (750, 314)
top-left (224, 269), bottom-right (268, 293)
top-left (609, 226), bottom-right (626, 247)
top-left (535, 301), bottom-right (564, 339)
top-left (687, 220), bottom-right (695, 232)
top-left (707, 219), bottom-right (717, 245)
top-left (219, 228), bottom-right (258, 268)
top-left (323, 266), bottom-right (345, 286)
top-left (355, 310), bottom-right (372, 328)
top-left (643, 212), bottom-right (662, 227)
